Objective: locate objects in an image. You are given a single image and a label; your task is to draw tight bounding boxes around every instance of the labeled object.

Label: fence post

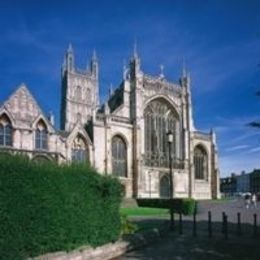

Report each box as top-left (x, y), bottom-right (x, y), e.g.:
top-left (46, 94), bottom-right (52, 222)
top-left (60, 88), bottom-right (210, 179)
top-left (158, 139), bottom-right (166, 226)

top-left (237, 212), bottom-right (241, 236)
top-left (179, 212), bottom-right (183, 235)
top-left (253, 214), bottom-right (257, 238)
top-left (193, 210), bottom-right (197, 237)
top-left (208, 211), bottom-right (212, 238)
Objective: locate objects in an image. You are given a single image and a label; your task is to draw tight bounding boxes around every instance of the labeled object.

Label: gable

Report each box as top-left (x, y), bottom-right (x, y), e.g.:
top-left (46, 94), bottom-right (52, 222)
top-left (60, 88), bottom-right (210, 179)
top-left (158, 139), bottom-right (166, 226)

top-left (2, 84), bottom-right (45, 127)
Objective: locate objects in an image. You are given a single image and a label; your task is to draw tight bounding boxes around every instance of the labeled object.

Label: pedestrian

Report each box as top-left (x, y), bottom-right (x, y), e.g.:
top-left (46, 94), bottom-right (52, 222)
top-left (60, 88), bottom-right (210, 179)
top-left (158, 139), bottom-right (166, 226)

top-left (245, 194), bottom-right (250, 209)
top-left (251, 193), bottom-right (257, 209)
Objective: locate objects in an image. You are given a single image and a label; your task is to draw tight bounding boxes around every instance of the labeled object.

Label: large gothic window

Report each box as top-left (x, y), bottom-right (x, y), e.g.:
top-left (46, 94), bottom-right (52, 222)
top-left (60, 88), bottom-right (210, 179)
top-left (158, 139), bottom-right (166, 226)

top-left (144, 98), bottom-right (179, 167)
top-left (112, 135), bottom-right (127, 177)
top-left (71, 135), bottom-right (89, 162)
top-left (194, 145), bottom-right (208, 180)
top-left (0, 114), bottom-right (13, 147)
top-left (35, 120), bottom-right (48, 150)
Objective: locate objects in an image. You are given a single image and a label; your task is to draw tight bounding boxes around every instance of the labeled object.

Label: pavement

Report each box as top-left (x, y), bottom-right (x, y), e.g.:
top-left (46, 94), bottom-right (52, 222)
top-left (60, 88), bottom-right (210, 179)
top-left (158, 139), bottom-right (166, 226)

top-left (113, 199), bottom-right (260, 260)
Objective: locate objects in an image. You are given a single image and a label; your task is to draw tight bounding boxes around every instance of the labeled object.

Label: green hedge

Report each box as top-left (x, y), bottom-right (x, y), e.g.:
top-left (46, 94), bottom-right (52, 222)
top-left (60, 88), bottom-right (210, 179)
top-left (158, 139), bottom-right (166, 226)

top-left (0, 153), bottom-right (122, 259)
top-left (137, 198), bottom-right (197, 215)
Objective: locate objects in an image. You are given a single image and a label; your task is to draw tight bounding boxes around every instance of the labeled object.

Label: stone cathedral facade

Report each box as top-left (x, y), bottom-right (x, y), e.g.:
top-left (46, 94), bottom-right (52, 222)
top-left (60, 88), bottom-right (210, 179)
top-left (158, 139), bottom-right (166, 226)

top-left (0, 45), bottom-right (220, 199)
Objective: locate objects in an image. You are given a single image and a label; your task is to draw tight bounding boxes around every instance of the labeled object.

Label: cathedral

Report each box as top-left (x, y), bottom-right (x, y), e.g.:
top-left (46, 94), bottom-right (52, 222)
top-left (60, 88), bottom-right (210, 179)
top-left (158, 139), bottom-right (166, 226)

top-left (0, 45), bottom-right (220, 199)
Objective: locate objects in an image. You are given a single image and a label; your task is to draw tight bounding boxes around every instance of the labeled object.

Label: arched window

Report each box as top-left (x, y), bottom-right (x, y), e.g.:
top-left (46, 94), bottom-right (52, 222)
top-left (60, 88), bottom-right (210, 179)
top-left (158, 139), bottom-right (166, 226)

top-left (194, 145), bottom-right (208, 180)
top-left (71, 135), bottom-right (88, 162)
top-left (35, 120), bottom-right (48, 150)
top-left (144, 98), bottom-right (179, 167)
top-left (0, 114), bottom-right (13, 147)
top-left (112, 135), bottom-right (127, 177)
top-left (160, 175), bottom-right (170, 198)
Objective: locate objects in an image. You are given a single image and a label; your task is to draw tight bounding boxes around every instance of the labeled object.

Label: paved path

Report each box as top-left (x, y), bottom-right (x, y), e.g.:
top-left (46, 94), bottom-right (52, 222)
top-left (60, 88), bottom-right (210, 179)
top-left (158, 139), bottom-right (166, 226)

top-left (114, 199), bottom-right (260, 260)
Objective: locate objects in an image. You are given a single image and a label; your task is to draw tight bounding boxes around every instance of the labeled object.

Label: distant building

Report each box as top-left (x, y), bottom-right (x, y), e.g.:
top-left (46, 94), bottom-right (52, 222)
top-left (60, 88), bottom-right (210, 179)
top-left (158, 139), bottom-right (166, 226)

top-left (0, 45), bottom-right (220, 199)
top-left (221, 169), bottom-right (260, 196)
top-left (250, 169), bottom-right (260, 193)
top-left (220, 174), bottom-right (237, 195)
top-left (236, 171), bottom-right (250, 193)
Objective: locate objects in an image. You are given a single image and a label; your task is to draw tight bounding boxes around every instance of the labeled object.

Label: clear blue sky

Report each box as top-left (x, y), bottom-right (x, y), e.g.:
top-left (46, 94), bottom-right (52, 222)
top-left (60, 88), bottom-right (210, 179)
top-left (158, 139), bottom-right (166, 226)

top-left (0, 0), bottom-right (259, 176)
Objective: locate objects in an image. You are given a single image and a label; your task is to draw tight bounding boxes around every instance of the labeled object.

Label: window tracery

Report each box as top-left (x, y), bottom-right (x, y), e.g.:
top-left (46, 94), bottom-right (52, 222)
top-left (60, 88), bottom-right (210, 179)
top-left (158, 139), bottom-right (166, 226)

top-left (144, 99), bottom-right (179, 167)
top-left (0, 114), bottom-right (13, 147)
top-left (71, 135), bottom-right (88, 162)
top-left (35, 120), bottom-right (48, 150)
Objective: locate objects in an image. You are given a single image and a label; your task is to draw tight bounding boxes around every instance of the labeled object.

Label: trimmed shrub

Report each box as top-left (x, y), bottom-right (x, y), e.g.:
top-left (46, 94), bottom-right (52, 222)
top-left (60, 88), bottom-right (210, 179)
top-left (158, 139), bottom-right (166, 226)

top-left (137, 198), bottom-right (197, 215)
top-left (0, 153), bottom-right (122, 259)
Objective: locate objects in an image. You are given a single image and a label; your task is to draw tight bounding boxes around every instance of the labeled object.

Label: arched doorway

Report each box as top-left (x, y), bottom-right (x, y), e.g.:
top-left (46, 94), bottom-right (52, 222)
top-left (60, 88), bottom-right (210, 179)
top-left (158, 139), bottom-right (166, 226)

top-left (160, 175), bottom-right (170, 198)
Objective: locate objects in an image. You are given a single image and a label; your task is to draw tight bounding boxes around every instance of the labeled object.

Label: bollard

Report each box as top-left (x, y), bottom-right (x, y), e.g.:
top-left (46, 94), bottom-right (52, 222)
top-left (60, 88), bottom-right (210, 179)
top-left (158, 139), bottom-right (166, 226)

top-left (237, 212), bottom-right (241, 236)
top-left (208, 211), bottom-right (212, 238)
top-left (224, 215), bottom-right (228, 240)
top-left (222, 212), bottom-right (225, 234)
top-left (193, 211), bottom-right (197, 237)
top-left (253, 214), bottom-right (257, 238)
top-left (179, 212), bottom-right (183, 235)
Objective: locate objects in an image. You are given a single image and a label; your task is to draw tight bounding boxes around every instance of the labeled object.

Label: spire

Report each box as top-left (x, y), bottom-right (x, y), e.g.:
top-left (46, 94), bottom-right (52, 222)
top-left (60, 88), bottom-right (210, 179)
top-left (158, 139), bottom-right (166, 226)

top-left (159, 64), bottom-right (165, 79)
top-left (109, 83), bottom-right (113, 97)
top-left (65, 43), bottom-right (74, 72)
top-left (92, 49), bottom-right (97, 61)
top-left (182, 58), bottom-right (187, 78)
top-left (123, 59), bottom-right (128, 80)
top-left (90, 49), bottom-right (98, 78)
top-left (48, 111), bottom-right (55, 125)
top-left (133, 38), bottom-right (138, 59)
top-left (68, 43), bottom-right (73, 53)
top-left (129, 39), bottom-right (141, 78)
top-left (210, 128), bottom-right (216, 145)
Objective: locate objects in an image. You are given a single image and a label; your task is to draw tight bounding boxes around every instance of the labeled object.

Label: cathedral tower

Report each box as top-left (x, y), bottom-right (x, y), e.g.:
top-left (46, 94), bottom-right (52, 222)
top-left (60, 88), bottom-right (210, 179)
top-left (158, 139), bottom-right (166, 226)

top-left (60, 45), bottom-right (99, 131)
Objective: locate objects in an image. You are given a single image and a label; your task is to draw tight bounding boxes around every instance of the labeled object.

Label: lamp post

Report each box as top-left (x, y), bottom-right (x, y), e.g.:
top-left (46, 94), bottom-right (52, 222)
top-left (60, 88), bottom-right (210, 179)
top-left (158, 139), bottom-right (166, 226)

top-left (148, 171), bottom-right (151, 198)
top-left (167, 130), bottom-right (174, 230)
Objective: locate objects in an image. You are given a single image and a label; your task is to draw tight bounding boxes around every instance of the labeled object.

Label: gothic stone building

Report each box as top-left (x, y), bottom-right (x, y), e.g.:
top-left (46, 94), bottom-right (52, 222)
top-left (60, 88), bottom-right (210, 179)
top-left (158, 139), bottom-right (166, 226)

top-left (0, 45), bottom-right (220, 199)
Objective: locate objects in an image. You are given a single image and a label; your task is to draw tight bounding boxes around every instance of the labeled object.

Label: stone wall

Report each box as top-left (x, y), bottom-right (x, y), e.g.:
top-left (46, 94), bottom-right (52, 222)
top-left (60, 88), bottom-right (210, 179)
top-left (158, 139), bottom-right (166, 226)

top-left (30, 224), bottom-right (168, 260)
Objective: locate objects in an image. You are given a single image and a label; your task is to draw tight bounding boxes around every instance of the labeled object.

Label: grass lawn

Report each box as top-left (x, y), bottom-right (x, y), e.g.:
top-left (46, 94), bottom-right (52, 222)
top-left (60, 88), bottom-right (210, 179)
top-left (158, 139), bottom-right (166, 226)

top-left (120, 207), bottom-right (169, 217)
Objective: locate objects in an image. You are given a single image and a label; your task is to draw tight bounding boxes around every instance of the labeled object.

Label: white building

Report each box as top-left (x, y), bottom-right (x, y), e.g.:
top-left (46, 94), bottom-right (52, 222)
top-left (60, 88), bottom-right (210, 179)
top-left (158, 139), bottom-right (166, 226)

top-left (0, 45), bottom-right (220, 199)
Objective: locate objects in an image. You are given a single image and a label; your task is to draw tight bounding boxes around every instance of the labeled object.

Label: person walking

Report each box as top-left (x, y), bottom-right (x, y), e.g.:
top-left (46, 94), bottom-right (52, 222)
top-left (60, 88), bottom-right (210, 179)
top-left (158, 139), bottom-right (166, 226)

top-left (245, 194), bottom-right (250, 209)
top-left (251, 193), bottom-right (257, 209)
